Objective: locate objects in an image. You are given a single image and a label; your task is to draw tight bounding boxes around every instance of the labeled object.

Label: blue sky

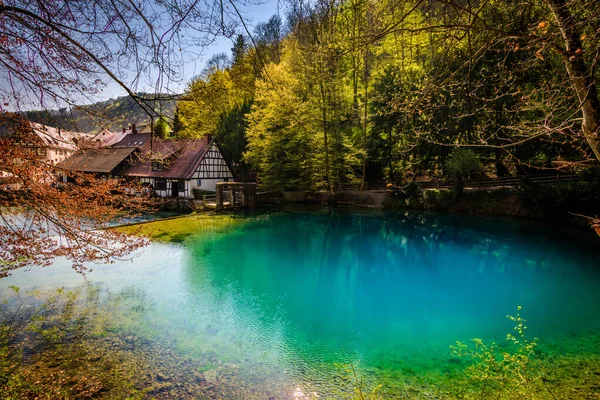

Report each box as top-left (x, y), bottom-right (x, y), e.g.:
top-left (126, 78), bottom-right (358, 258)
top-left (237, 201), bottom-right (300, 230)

top-left (3, 0), bottom-right (285, 110)
top-left (99, 0), bottom-right (284, 103)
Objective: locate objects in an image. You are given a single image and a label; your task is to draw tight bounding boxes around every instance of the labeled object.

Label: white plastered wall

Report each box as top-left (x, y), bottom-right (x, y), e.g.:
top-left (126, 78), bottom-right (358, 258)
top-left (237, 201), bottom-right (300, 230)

top-left (189, 178), bottom-right (223, 193)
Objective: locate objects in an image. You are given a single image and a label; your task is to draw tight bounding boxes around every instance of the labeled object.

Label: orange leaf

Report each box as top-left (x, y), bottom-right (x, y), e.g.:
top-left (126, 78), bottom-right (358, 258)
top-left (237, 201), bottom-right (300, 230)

top-left (538, 21), bottom-right (547, 29)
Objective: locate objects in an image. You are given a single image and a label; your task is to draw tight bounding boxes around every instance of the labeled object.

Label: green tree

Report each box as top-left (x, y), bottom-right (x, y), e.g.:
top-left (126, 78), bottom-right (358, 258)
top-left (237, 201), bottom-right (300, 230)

top-left (154, 116), bottom-right (171, 139)
top-left (214, 99), bottom-right (252, 173)
top-left (231, 34), bottom-right (248, 66)
top-left (244, 60), bottom-right (321, 190)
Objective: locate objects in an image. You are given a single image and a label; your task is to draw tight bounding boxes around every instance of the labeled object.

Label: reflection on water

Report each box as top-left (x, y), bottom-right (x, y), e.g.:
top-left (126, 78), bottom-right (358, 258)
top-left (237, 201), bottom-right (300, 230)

top-left (1, 209), bottom-right (599, 396)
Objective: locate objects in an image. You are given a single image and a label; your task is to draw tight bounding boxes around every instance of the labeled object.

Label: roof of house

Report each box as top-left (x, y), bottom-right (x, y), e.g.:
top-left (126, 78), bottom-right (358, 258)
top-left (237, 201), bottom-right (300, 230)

top-left (59, 147), bottom-right (137, 173)
top-left (89, 128), bottom-right (130, 147)
top-left (124, 137), bottom-right (211, 179)
top-left (29, 122), bottom-right (91, 151)
top-left (112, 133), bottom-right (151, 148)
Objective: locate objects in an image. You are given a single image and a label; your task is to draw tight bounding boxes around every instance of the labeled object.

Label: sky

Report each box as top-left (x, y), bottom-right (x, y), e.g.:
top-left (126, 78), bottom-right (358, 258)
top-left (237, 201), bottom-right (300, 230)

top-left (97, 0), bottom-right (285, 104)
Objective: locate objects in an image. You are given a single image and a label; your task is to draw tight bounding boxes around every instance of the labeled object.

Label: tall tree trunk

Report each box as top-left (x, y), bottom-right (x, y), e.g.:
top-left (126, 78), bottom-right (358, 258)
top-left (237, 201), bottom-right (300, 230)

top-left (546, 0), bottom-right (600, 162)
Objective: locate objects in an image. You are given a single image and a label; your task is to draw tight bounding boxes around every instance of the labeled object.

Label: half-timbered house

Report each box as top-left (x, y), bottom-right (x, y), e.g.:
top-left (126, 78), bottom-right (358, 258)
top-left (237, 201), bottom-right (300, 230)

top-left (124, 136), bottom-right (234, 198)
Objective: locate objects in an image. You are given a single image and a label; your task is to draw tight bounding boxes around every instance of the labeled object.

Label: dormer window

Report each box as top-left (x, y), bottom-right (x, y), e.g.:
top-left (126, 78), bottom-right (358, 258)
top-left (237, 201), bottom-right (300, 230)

top-left (151, 161), bottom-right (164, 171)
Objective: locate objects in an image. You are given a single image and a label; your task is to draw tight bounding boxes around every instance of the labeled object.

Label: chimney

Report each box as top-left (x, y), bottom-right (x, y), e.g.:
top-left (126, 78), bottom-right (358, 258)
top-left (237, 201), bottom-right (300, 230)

top-left (132, 123), bottom-right (136, 134)
top-left (123, 127), bottom-right (126, 133)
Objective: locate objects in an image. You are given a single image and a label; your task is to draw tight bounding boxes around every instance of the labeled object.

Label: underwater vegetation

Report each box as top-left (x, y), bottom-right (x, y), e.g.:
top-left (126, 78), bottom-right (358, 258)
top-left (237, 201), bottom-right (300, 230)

top-left (115, 213), bottom-right (245, 244)
top-left (2, 210), bottom-right (599, 398)
top-left (0, 286), bottom-right (296, 399)
top-left (1, 286), bottom-right (599, 399)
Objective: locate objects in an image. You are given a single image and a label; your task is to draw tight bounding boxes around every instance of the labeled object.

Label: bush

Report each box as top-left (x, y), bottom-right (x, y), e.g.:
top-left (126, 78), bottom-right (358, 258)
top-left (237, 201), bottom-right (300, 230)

top-left (517, 181), bottom-right (600, 218)
top-left (450, 306), bottom-right (541, 398)
top-left (444, 148), bottom-right (481, 194)
top-left (422, 189), bottom-right (456, 209)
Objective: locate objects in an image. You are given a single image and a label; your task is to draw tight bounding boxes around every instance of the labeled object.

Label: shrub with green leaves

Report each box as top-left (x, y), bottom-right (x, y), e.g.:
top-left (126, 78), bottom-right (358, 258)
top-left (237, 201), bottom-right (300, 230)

top-left (444, 148), bottom-right (482, 191)
top-left (450, 306), bottom-right (542, 399)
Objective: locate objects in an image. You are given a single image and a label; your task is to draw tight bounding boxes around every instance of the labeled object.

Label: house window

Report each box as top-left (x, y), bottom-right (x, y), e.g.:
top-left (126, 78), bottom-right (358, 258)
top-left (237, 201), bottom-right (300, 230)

top-left (37, 148), bottom-right (46, 156)
top-left (151, 161), bottom-right (164, 171)
top-left (155, 179), bottom-right (167, 190)
top-left (197, 179), bottom-right (202, 187)
top-left (178, 179), bottom-right (185, 192)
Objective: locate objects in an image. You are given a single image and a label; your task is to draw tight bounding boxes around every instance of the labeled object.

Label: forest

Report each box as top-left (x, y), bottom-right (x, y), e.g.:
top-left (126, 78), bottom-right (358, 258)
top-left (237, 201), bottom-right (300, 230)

top-left (171, 0), bottom-right (600, 193)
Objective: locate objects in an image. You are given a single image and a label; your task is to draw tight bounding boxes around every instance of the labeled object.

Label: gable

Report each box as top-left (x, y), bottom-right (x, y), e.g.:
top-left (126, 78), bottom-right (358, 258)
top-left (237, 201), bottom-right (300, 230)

top-left (193, 142), bottom-right (234, 179)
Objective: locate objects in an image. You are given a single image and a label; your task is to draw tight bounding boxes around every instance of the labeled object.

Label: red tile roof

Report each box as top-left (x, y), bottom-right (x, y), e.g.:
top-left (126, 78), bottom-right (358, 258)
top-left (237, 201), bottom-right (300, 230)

top-left (124, 137), bottom-right (211, 179)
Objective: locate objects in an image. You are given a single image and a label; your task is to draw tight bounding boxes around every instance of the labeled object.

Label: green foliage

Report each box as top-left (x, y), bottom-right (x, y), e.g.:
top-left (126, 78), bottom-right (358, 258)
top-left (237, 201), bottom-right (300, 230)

top-left (422, 189), bottom-right (456, 209)
top-left (231, 34), bottom-right (248, 67)
top-left (172, 107), bottom-right (184, 135)
top-left (444, 148), bottom-right (482, 183)
top-left (171, 0), bottom-right (600, 199)
top-left (450, 306), bottom-right (541, 399)
top-left (214, 99), bottom-right (252, 170)
top-left (244, 60), bottom-right (323, 190)
top-left (154, 115), bottom-right (171, 139)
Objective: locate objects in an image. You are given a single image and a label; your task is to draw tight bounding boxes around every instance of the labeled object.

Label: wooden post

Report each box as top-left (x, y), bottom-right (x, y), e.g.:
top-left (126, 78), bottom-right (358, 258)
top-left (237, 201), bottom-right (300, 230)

top-left (216, 183), bottom-right (223, 211)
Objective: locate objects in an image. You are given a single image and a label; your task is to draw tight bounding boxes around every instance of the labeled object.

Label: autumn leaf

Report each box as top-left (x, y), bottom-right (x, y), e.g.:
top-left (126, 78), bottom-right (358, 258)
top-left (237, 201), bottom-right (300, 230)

top-left (538, 21), bottom-right (547, 29)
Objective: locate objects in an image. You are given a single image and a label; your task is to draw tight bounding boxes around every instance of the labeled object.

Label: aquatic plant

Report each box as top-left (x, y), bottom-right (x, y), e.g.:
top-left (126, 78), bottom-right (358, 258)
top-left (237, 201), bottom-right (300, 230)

top-left (450, 306), bottom-right (545, 399)
top-left (0, 286), bottom-right (166, 399)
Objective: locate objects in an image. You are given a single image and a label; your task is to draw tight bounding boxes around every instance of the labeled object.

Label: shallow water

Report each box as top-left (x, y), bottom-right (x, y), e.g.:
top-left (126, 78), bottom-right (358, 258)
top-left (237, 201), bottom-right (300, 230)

top-left (2, 209), bottom-right (599, 397)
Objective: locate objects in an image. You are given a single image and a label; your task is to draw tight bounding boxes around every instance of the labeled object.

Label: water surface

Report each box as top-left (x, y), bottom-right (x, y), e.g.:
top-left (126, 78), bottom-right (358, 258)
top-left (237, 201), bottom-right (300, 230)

top-left (2, 209), bottom-right (599, 397)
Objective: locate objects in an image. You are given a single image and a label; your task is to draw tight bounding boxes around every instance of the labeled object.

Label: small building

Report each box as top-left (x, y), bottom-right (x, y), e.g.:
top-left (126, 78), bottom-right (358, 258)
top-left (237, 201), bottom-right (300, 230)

top-left (124, 136), bottom-right (235, 198)
top-left (59, 131), bottom-right (151, 179)
top-left (88, 124), bottom-right (143, 148)
top-left (11, 122), bottom-right (92, 165)
top-left (59, 147), bottom-right (141, 178)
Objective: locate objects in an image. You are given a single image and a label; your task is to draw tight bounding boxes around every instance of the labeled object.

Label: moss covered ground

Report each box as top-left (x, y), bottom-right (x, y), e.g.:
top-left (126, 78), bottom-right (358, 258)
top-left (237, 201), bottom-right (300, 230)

top-left (115, 213), bottom-right (244, 244)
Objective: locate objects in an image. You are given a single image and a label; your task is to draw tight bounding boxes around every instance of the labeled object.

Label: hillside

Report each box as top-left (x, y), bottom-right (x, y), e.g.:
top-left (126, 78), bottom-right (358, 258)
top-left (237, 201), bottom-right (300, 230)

top-left (24, 93), bottom-right (177, 134)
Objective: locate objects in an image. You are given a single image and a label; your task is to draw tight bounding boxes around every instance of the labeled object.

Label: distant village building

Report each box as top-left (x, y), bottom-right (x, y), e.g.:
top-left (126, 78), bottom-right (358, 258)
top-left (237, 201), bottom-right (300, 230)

top-left (11, 122), bottom-right (92, 165)
top-left (88, 124), bottom-right (149, 148)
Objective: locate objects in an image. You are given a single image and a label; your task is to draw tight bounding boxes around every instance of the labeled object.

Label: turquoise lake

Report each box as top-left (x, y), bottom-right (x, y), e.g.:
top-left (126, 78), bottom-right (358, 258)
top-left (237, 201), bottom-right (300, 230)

top-left (1, 209), bottom-right (599, 397)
